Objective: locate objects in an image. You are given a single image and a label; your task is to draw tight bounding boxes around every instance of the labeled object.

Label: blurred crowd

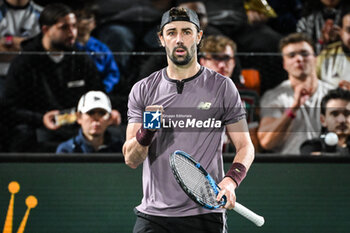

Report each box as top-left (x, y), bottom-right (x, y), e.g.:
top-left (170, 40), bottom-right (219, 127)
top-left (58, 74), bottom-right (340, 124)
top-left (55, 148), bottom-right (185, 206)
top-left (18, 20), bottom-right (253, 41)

top-left (0, 0), bottom-right (349, 155)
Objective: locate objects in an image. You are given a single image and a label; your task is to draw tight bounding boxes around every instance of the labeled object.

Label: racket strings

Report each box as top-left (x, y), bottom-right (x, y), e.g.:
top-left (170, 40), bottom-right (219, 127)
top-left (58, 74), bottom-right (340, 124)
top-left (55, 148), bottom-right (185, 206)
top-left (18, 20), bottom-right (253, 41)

top-left (174, 155), bottom-right (219, 206)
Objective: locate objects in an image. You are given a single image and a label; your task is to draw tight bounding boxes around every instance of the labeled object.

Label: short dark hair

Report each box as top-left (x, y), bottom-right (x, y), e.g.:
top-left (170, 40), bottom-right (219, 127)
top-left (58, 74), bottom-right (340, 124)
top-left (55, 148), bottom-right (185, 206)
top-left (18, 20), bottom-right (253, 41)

top-left (279, 32), bottom-right (315, 53)
top-left (321, 88), bottom-right (350, 115)
top-left (158, 7), bottom-right (200, 35)
top-left (73, 2), bottom-right (99, 21)
top-left (39, 3), bottom-right (74, 28)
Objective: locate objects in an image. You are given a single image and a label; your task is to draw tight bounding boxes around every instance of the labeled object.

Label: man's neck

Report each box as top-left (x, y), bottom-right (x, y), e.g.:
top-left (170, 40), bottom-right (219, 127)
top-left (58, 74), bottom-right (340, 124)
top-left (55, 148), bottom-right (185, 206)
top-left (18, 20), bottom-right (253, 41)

top-left (42, 35), bottom-right (63, 54)
top-left (338, 135), bottom-right (349, 148)
top-left (77, 34), bottom-right (90, 45)
top-left (5, 0), bottom-right (29, 7)
top-left (166, 58), bottom-right (201, 81)
top-left (84, 133), bottom-right (104, 151)
top-left (290, 73), bottom-right (318, 94)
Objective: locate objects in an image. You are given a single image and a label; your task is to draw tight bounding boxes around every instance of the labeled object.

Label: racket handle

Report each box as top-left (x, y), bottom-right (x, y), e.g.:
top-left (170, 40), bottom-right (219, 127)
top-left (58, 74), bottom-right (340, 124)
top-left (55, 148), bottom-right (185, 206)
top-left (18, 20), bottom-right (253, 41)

top-left (233, 202), bottom-right (265, 227)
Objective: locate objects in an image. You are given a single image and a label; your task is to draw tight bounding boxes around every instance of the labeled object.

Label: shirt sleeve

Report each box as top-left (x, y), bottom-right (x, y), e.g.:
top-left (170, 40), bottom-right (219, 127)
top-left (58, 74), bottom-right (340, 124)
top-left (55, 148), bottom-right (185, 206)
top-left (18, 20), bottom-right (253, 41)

top-left (221, 78), bottom-right (246, 125)
top-left (127, 81), bottom-right (146, 123)
top-left (259, 89), bottom-right (285, 118)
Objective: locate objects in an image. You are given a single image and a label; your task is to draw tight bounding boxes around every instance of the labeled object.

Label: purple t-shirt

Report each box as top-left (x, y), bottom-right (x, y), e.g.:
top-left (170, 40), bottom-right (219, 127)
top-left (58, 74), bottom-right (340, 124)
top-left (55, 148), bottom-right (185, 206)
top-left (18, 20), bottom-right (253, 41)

top-left (128, 66), bottom-right (246, 217)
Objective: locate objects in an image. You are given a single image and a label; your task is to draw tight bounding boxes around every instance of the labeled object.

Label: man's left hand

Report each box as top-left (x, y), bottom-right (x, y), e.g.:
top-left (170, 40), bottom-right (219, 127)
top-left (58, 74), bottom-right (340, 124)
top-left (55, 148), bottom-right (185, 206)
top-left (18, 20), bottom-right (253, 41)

top-left (217, 177), bottom-right (237, 209)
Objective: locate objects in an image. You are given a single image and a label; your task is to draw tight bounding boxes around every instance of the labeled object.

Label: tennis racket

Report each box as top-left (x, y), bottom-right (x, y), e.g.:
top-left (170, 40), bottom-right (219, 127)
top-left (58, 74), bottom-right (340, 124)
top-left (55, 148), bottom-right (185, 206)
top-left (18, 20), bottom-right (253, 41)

top-left (170, 150), bottom-right (265, 227)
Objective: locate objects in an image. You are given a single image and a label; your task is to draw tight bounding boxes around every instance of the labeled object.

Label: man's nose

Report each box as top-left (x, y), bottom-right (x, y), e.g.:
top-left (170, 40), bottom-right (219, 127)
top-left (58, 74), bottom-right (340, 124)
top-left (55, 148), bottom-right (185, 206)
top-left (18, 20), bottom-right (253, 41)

top-left (176, 34), bottom-right (184, 44)
top-left (337, 113), bottom-right (346, 122)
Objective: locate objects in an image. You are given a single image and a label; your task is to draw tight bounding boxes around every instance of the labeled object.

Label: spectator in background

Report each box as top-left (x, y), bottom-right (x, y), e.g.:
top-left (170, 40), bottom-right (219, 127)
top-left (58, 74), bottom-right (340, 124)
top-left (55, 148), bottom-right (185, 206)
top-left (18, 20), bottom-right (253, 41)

top-left (300, 88), bottom-right (350, 155)
top-left (74, 2), bottom-right (120, 93)
top-left (0, 0), bottom-right (42, 93)
top-left (0, 0), bottom-right (42, 53)
top-left (178, 1), bottom-right (222, 37)
top-left (92, 0), bottom-right (174, 75)
top-left (199, 35), bottom-right (260, 151)
top-left (258, 33), bottom-right (333, 154)
top-left (267, 0), bottom-right (303, 35)
top-left (3, 3), bottom-right (120, 152)
top-left (56, 91), bottom-right (123, 153)
top-left (231, 0), bottom-right (285, 96)
top-left (296, 0), bottom-right (350, 54)
top-left (317, 8), bottom-right (350, 89)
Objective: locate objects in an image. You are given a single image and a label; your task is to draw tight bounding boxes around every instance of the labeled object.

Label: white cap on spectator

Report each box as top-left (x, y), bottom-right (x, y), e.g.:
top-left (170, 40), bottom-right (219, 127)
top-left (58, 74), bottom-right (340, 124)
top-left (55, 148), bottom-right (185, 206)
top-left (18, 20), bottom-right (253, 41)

top-left (77, 91), bottom-right (112, 113)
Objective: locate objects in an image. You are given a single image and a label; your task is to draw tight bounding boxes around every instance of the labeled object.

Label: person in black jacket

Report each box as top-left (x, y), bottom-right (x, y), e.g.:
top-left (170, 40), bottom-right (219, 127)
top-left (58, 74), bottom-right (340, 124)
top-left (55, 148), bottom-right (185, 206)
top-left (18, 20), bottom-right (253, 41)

top-left (4, 3), bottom-right (107, 152)
top-left (300, 88), bottom-right (350, 155)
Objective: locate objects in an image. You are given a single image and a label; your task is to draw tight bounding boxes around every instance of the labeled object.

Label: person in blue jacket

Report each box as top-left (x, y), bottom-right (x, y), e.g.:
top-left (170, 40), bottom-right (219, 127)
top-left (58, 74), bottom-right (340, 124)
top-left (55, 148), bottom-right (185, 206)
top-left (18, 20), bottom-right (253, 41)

top-left (75, 3), bottom-right (120, 93)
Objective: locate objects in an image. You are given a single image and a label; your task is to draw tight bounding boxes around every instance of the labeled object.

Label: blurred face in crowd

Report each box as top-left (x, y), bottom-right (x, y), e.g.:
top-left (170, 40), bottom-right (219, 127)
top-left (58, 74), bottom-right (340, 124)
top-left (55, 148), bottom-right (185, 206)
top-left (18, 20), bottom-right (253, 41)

top-left (340, 14), bottom-right (350, 49)
top-left (321, 0), bottom-right (341, 8)
top-left (159, 21), bottom-right (202, 66)
top-left (77, 13), bottom-right (96, 38)
top-left (321, 99), bottom-right (350, 138)
top-left (179, 2), bottom-right (208, 30)
top-left (200, 45), bottom-right (235, 78)
top-left (282, 42), bottom-right (316, 80)
top-left (77, 108), bottom-right (111, 140)
top-left (43, 13), bottom-right (77, 51)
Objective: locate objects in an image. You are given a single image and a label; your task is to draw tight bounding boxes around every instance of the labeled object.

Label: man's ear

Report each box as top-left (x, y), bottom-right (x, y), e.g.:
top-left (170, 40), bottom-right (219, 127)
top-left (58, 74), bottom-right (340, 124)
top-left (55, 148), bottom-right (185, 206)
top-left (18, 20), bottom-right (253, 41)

top-left (199, 57), bottom-right (205, 66)
top-left (320, 114), bottom-right (327, 127)
top-left (107, 113), bottom-right (114, 125)
top-left (76, 112), bottom-right (82, 125)
top-left (41, 25), bottom-right (49, 34)
top-left (158, 32), bottom-right (165, 47)
top-left (196, 30), bottom-right (203, 45)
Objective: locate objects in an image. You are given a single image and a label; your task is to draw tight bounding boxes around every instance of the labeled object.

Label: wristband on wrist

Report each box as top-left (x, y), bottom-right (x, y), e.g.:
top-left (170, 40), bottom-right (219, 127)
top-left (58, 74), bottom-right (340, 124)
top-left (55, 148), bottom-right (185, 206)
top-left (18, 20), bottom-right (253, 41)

top-left (5, 35), bottom-right (13, 46)
top-left (224, 162), bottom-right (247, 187)
top-left (285, 108), bottom-right (296, 119)
top-left (136, 127), bottom-right (156, 146)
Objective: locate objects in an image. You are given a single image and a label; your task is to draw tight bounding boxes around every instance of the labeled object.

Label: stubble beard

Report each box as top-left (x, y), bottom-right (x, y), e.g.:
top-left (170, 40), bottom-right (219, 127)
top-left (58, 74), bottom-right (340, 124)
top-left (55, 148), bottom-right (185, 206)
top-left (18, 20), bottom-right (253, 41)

top-left (167, 43), bottom-right (196, 66)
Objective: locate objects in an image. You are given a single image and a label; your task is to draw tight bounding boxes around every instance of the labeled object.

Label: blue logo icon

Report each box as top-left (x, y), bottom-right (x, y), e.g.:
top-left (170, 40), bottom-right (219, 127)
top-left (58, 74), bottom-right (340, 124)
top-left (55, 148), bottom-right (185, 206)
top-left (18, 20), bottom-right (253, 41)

top-left (143, 111), bottom-right (161, 129)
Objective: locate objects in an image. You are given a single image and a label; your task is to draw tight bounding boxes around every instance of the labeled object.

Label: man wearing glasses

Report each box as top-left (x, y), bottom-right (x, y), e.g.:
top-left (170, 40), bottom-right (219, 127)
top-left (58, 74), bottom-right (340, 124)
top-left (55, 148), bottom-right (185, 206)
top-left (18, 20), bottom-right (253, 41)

top-left (199, 35), bottom-right (260, 150)
top-left (257, 33), bottom-right (333, 154)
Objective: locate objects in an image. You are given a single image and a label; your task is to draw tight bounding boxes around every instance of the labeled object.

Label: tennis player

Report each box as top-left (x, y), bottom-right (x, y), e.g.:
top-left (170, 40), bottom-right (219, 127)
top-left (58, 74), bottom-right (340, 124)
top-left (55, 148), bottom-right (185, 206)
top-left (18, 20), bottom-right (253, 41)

top-left (123, 7), bottom-right (255, 233)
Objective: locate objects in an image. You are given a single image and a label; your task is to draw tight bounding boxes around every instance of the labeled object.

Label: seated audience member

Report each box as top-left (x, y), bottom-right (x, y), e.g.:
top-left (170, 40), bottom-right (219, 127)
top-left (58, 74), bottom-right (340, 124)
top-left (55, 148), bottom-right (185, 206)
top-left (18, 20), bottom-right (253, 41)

top-left (93, 0), bottom-right (173, 75)
top-left (0, 0), bottom-right (42, 92)
top-left (296, 0), bottom-right (349, 54)
top-left (300, 88), bottom-right (350, 155)
top-left (178, 1), bottom-right (223, 37)
top-left (3, 3), bottom-right (112, 152)
top-left (258, 33), bottom-right (333, 155)
top-left (317, 8), bottom-right (350, 89)
top-left (234, 0), bottom-right (285, 96)
top-left (56, 91), bottom-right (123, 153)
top-left (267, 0), bottom-right (303, 35)
top-left (199, 35), bottom-right (260, 151)
top-left (0, 0), bottom-right (42, 52)
top-left (74, 3), bottom-right (120, 93)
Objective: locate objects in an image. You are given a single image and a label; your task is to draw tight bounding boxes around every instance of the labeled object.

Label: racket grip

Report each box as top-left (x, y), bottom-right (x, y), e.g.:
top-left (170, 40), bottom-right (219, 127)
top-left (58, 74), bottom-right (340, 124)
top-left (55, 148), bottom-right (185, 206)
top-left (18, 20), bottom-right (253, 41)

top-left (233, 202), bottom-right (265, 227)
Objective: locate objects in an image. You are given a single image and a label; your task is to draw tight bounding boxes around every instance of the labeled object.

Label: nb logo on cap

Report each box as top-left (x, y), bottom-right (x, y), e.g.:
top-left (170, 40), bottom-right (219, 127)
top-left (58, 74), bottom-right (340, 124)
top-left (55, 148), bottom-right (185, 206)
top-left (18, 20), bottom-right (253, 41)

top-left (143, 111), bottom-right (161, 129)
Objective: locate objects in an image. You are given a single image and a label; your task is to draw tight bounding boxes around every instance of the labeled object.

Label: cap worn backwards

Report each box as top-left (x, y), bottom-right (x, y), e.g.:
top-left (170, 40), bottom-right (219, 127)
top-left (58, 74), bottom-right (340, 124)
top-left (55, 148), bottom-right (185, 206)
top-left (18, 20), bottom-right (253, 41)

top-left (160, 7), bottom-right (200, 31)
top-left (77, 91), bottom-right (112, 114)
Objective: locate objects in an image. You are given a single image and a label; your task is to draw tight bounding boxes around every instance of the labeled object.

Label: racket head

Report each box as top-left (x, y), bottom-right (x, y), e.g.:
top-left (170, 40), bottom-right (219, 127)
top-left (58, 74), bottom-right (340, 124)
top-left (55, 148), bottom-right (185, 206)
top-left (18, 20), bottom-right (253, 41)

top-left (170, 150), bottom-right (226, 209)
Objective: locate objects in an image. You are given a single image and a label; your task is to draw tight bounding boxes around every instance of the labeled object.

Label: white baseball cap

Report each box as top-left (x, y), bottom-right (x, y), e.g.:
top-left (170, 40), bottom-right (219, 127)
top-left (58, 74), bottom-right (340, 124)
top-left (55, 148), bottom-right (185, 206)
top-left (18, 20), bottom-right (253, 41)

top-left (77, 91), bottom-right (112, 114)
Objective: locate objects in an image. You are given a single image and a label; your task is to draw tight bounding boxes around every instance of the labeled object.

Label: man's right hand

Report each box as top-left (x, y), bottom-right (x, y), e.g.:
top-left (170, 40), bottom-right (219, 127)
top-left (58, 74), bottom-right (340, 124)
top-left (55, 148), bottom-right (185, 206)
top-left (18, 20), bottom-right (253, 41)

top-left (43, 110), bottom-right (60, 130)
top-left (291, 84), bottom-right (312, 110)
top-left (145, 105), bottom-right (164, 131)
